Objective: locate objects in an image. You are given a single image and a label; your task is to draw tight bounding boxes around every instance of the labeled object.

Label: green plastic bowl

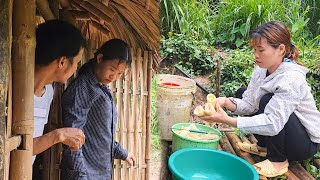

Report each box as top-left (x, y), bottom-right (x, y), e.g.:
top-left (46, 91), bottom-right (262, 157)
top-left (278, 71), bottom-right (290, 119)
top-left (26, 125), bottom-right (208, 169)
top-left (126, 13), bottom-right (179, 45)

top-left (169, 148), bottom-right (259, 180)
top-left (172, 123), bottom-right (222, 152)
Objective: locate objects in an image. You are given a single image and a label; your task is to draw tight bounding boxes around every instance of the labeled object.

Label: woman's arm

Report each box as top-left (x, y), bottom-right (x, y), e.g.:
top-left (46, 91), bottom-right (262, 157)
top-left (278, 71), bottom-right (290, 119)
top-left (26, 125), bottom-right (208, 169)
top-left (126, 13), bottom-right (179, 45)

top-left (229, 67), bottom-right (261, 116)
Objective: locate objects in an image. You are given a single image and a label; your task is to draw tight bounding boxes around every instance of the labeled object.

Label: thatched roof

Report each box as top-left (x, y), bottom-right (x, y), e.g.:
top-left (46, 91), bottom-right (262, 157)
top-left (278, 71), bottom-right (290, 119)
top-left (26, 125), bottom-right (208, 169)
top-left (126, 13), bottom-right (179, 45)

top-left (37, 0), bottom-right (161, 67)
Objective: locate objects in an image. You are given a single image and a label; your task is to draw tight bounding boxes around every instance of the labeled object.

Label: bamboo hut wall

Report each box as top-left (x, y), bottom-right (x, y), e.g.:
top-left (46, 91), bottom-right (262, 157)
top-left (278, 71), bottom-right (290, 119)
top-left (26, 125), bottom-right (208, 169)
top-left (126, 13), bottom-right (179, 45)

top-left (0, 0), bottom-right (13, 179)
top-left (109, 49), bottom-right (153, 180)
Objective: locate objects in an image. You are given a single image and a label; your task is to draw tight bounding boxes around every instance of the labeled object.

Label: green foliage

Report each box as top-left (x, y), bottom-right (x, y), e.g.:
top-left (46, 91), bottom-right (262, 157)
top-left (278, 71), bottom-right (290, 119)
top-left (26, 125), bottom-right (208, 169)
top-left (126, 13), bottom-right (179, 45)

top-left (211, 0), bottom-right (317, 48)
top-left (212, 0), bottom-right (286, 48)
top-left (151, 77), bottom-right (161, 150)
top-left (161, 33), bottom-right (216, 75)
top-left (303, 157), bottom-right (320, 179)
top-left (213, 49), bottom-right (255, 97)
top-left (160, 0), bottom-right (216, 41)
top-left (299, 48), bottom-right (320, 109)
top-left (161, 0), bottom-right (320, 48)
top-left (271, 175), bottom-right (288, 180)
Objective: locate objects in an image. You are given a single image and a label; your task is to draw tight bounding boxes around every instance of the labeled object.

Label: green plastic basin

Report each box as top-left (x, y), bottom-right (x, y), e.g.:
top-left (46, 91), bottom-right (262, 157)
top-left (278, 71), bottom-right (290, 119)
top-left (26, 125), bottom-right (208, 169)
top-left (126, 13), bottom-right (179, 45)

top-left (172, 123), bottom-right (222, 152)
top-left (169, 148), bottom-right (259, 180)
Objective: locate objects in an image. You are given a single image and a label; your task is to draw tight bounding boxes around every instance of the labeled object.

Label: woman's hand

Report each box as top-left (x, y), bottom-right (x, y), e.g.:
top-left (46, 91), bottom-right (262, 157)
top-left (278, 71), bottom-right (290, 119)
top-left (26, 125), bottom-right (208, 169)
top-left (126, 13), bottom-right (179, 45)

top-left (199, 103), bottom-right (237, 127)
top-left (125, 153), bottom-right (136, 167)
top-left (216, 97), bottom-right (227, 107)
top-left (216, 97), bottom-right (237, 112)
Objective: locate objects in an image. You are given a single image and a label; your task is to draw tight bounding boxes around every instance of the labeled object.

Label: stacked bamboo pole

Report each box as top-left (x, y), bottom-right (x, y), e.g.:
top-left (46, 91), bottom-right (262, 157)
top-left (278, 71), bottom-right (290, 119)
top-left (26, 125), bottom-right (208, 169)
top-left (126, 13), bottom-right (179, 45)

top-left (10, 0), bottom-right (36, 179)
top-left (223, 132), bottom-right (310, 180)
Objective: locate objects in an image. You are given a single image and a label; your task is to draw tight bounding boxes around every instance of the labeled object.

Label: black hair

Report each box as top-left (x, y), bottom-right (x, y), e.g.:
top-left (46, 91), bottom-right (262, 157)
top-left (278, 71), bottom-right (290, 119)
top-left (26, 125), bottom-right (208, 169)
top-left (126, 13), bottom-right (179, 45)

top-left (94, 38), bottom-right (132, 65)
top-left (35, 20), bottom-right (86, 66)
top-left (78, 39), bottom-right (131, 75)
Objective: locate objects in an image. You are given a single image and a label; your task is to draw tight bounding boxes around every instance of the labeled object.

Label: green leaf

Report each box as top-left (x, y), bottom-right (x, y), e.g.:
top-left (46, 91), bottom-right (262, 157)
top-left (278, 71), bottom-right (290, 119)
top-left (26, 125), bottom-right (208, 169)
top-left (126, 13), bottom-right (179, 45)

top-left (235, 38), bottom-right (244, 48)
top-left (239, 23), bottom-right (246, 36)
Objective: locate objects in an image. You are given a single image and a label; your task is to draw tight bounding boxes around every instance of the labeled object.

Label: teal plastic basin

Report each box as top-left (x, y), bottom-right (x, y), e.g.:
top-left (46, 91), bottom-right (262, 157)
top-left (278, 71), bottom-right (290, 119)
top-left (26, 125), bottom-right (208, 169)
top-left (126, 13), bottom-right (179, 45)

top-left (169, 148), bottom-right (259, 180)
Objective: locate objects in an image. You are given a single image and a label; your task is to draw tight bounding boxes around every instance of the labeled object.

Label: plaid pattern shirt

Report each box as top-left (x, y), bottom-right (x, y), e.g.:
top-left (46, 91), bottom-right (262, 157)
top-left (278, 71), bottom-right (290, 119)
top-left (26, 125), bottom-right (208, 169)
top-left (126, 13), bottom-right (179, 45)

top-left (60, 65), bottom-right (127, 180)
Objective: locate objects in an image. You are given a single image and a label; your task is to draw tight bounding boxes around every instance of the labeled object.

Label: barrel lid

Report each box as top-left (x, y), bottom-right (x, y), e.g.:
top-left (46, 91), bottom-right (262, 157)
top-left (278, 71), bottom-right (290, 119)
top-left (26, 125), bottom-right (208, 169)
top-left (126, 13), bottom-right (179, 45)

top-left (157, 74), bottom-right (197, 93)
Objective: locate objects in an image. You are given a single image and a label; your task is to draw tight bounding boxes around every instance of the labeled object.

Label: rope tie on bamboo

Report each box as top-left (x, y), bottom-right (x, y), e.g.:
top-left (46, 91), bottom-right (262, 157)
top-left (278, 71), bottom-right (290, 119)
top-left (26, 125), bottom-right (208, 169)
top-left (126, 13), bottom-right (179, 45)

top-left (13, 119), bottom-right (34, 134)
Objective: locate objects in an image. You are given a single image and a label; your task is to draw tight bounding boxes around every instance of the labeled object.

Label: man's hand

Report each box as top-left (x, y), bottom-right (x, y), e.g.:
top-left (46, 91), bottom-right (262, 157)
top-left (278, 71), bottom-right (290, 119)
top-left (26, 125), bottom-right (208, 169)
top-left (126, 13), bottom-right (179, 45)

top-left (33, 127), bottom-right (85, 155)
top-left (125, 153), bottom-right (136, 167)
top-left (57, 128), bottom-right (85, 151)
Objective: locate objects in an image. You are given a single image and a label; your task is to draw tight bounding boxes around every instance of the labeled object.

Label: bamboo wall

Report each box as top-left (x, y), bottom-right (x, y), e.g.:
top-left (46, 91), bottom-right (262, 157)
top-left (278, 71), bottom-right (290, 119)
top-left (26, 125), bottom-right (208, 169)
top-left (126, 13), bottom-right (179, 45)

top-left (110, 49), bottom-right (152, 180)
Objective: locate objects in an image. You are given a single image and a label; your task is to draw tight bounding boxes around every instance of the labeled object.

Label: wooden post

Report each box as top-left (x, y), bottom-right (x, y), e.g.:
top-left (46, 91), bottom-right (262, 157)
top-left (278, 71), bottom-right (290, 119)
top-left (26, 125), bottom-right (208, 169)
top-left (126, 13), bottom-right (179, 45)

top-left (10, 0), bottom-right (36, 179)
top-left (0, 0), bottom-right (13, 179)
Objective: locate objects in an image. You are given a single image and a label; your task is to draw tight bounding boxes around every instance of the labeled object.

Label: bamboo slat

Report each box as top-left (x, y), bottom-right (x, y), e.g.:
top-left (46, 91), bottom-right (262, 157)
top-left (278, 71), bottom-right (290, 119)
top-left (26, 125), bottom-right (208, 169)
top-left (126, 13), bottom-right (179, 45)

top-left (145, 51), bottom-right (153, 180)
top-left (114, 77), bottom-right (122, 180)
top-left (131, 49), bottom-right (138, 179)
top-left (123, 64), bottom-right (131, 180)
top-left (135, 49), bottom-right (142, 179)
top-left (141, 51), bottom-right (148, 180)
